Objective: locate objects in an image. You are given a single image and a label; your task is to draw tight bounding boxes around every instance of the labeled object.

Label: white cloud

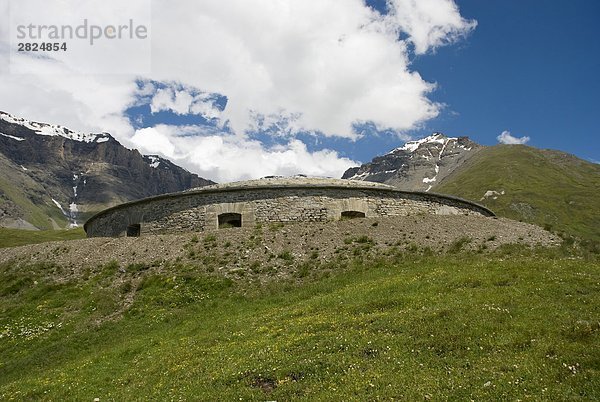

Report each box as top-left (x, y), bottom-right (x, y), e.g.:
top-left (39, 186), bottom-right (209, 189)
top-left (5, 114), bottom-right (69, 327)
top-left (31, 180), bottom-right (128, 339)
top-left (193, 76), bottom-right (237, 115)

top-left (150, 88), bottom-right (194, 115)
top-left (130, 125), bottom-right (358, 182)
top-left (131, 126), bottom-right (177, 158)
top-left (0, 0), bottom-right (477, 181)
top-left (497, 130), bottom-right (531, 145)
top-left (150, 87), bottom-right (222, 119)
top-left (148, 0), bottom-right (453, 138)
top-left (386, 0), bottom-right (477, 54)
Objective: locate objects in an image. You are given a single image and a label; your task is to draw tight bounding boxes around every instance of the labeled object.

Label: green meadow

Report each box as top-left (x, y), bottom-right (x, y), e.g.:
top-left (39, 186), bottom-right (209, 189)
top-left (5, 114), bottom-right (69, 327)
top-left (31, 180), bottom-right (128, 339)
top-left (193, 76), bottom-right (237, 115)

top-left (0, 228), bottom-right (86, 249)
top-left (1, 244), bottom-right (598, 400)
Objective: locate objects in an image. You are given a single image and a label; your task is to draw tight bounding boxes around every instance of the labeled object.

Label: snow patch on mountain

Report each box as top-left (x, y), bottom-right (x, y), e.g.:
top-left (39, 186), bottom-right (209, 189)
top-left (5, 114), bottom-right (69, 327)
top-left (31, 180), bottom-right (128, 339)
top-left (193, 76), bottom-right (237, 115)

top-left (72, 174), bottom-right (79, 198)
top-left (0, 111), bottom-right (111, 143)
top-left (390, 133), bottom-right (457, 154)
top-left (68, 203), bottom-right (79, 228)
top-left (51, 197), bottom-right (79, 227)
top-left (0, 132), bottom-right (26, 141)
top-left (51, 198), bottom-right (67, 216)
top-left (68, 173), bottom-right (86, 227)
top-left (439, 137), bottom-right (452, 158)
top-left (145, 155), bottom-right (161, 168)
top-left (422, 158), bottom-right (442, 191)
top-left (348, 171), bottom-right (369, 180)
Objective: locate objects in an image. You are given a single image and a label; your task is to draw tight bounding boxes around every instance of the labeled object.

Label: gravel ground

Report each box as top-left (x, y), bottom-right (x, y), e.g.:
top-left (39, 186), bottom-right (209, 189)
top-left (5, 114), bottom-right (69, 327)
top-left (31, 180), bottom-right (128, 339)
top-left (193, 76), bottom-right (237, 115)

top-left (0, 215), bottom-right (561, 283)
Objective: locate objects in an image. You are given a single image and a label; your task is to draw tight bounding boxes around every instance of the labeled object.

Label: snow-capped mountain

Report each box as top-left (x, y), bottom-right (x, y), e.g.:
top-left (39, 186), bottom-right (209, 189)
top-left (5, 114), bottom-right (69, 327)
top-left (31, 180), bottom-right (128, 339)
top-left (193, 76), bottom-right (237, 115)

top-left (0, 111), bottom-right (112, 144)
top-left (342, 133), bottom-right (481, 191)
top-left (0, 111), bottom-right (214, 230)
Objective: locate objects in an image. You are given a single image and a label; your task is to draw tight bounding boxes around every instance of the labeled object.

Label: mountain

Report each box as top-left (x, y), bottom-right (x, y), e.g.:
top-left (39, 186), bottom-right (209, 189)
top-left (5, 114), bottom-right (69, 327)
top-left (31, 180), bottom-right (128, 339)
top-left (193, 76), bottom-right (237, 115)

top-left (0, 111), bottom-right (214, 230)
top-left (434, 145), bottom-right (600, 241)
top-left (343, 134), bottom-right (600, 240)
top-left (342, 133), bottom-right (481, 191)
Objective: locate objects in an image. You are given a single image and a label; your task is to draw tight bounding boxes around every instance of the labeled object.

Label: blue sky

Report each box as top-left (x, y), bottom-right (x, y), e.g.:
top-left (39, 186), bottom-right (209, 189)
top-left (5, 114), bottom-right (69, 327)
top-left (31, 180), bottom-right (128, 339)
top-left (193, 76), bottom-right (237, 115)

top-left (2, 0), bottom-right (598, 181)
top-left (409, 0), bottom-right (600, 163)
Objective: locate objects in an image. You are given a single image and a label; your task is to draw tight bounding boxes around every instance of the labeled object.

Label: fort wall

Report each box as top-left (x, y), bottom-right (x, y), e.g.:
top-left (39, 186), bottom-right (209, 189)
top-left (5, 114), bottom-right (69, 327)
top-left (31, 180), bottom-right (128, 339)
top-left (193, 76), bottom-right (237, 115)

top-left (84, 179), bottom-right (494, 237)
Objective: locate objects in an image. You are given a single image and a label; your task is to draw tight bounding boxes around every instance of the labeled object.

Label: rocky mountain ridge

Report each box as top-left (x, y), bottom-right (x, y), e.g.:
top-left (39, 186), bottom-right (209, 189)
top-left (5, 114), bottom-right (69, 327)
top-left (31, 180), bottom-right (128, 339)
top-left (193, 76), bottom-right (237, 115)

top-left (0, 111), bottom-right (214, 229)
top-left (342, 133), bottom-right (481, 191)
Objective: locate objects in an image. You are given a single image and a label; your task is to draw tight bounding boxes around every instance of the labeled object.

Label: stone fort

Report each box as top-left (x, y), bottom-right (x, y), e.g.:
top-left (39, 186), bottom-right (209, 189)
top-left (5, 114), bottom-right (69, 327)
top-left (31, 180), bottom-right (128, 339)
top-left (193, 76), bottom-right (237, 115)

top-left (83, 177), bottom-right (494, 237)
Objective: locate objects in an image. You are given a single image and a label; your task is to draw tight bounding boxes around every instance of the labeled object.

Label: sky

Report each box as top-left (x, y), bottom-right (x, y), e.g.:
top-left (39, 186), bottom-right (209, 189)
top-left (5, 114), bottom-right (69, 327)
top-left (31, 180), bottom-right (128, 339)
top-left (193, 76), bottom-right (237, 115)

top-left (0, 0), bottom-right (598, 182)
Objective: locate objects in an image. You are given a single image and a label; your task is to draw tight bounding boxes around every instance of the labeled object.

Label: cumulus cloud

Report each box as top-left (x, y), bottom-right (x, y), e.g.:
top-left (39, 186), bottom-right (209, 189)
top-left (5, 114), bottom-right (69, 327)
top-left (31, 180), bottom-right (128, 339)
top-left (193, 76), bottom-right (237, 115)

top-left (497, 130), bottom-right (531, 145)
top-left (150, 87), bottom-right (222, 119)
top-left (386, 0), bottom-right (477, 54)
top-left (0, 67), bottom-right (136, 138)
top-left (0, 0), bottom-right (477, 181)
top-left (148, 0), bottom-right (451, 138)
top-left (131, 125), bottom-right (357, 182)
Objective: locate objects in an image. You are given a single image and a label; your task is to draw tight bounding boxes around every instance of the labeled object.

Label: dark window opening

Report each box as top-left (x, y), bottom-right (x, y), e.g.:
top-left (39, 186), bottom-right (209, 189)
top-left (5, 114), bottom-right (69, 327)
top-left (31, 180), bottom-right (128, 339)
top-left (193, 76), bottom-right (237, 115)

top-left (341, 211), bottom-right (366, 219)
top-left (218, 213), bottom-right (242, 228)
top-left (126, 223), bottom-right (141, 237)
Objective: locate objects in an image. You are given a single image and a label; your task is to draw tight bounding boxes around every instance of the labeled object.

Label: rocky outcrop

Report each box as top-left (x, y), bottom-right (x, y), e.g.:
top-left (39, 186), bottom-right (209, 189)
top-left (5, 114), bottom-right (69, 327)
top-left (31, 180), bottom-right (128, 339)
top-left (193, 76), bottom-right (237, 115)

top-left (342, 133), bottom-right (481, 191)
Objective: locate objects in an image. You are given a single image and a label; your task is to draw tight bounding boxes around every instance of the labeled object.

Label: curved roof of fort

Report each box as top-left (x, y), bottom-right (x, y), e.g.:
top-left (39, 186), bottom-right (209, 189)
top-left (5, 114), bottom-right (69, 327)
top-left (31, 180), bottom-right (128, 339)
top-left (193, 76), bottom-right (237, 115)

top-left (185, 176), bottom-right (395, 192)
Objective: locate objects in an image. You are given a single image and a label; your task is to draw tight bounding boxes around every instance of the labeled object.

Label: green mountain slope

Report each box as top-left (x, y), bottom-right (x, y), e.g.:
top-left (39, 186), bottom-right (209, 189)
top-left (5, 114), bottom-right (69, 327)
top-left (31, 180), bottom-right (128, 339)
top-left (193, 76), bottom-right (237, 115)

top-left (0, 153), bottom-right (70, 230)
top-left (0, 248), bottom-right (598, 400)
top-left (0, 227), bottom-right (85, 248)
top-left (434, 145), bottom-right (600, 240)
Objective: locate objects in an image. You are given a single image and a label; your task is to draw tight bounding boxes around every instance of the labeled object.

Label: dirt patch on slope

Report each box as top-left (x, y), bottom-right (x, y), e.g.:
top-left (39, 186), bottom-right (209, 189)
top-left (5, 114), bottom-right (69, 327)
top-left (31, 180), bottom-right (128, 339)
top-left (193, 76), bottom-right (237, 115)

top-left (0, 216), bottom-right (560, 283)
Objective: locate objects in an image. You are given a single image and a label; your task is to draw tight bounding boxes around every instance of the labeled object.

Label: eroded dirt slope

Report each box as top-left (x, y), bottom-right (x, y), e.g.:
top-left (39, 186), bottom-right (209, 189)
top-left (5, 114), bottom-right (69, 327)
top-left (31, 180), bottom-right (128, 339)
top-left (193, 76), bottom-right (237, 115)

top-left (1, 216), bottom-right (560, 284)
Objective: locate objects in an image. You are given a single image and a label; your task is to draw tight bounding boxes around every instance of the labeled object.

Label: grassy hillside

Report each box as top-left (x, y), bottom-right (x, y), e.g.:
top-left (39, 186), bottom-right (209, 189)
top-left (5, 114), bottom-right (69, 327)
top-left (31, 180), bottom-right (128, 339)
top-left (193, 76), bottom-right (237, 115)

top-left (1, 246), bottom-right (598, 400)
top-left (0, 228), bottom-right (86, 248)
top-left (0, 154), bottom-right (69, 230)
top-left (434, 145), bottom-right (600, 241)
top-left (0, 174), bottom-right (69, 230)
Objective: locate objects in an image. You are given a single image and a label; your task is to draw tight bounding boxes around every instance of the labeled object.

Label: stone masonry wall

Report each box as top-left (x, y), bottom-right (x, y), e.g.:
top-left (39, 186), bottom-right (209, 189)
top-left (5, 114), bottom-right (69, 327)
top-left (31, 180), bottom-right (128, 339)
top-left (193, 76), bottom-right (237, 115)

top-left (85, 186), bottom-right (493, 237)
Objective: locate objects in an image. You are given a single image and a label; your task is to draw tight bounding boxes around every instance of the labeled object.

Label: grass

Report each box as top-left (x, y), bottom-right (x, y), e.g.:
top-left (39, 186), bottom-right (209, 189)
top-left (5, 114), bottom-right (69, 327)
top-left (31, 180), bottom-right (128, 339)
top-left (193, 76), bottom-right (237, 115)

top-left (0, 227), bottom-right (86, 248)
top-left (277, 250), bottom-right (294, 261)
top-left (0, 246), bottom-right (598, 400)
top-left (448, 236), bottom-right (472, 254)
top-left (0, 154), bottom-right (75, 230)
top-left (434, 145), bottom-right (600, 241)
